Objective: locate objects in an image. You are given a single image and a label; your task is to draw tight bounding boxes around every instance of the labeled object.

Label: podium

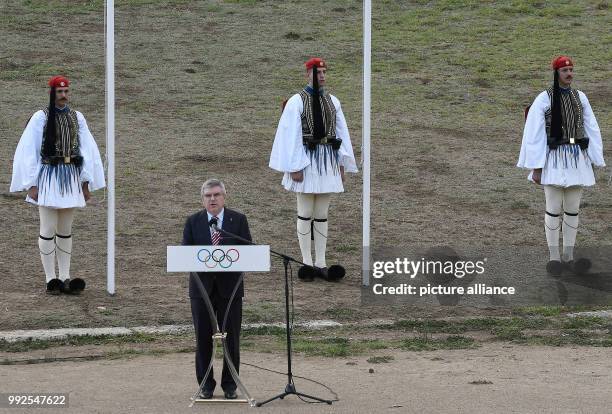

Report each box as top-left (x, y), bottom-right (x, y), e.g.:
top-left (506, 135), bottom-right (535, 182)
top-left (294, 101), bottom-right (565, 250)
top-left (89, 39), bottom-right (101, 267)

top-left (167, 245), bottom-right (270, 407)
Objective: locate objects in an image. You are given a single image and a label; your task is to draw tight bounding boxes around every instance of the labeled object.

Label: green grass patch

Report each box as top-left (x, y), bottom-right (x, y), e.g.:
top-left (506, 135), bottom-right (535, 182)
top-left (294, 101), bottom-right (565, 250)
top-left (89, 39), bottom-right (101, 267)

top-left (18, 0), bottom-right (194, 14)
top-left (22, 0), bottom-right (101, 13)
top-left (367, 355), bottom-right (394, 364)
top-left (3, 316), bottom-right (611, 363)
top-left (290, 337), bottom-right (388, 358)
top-left (292, 337), bottom-right (350, 357)
top-left (358, 339), bottom-right (389, 351)
top-left (323, 307), bottom-right (359, 321)
top-left (0, 63), bottom-right (57, 82)
top-left (105, 347), bottom-right (184, 360)
top-left (513, 305), bottom-right (603, 316)
top-left (335, 244), bottom-right (358, 253)
top-left (206, 4), bottom-right (223, 12)
top-left (562, 317), bottom-right (609, 330)
top-left (242, 325), bottom-right (286, 337)
top-left (399, 335), bottom-right (477, 351)
top-left (385, 316), bottom-right (612, 345)
top-left (510, 200), bottom-right (529, 210)
top-left (391, 319), bottom-right (465, 334)
top-left (223, 0), bottom-right (258, 5)
top-left (387, 317), bottom-right (554, 334)
top-left (460, 318), bottom-right (509, 330)
top-left (493, 326), bottom-right (525, 341)
top-left (0, 332), bottom-right (174, 353)
top-left (0, 339), bottom-right (53, 353)
top-left (514, 306), bottom-right (564, 317)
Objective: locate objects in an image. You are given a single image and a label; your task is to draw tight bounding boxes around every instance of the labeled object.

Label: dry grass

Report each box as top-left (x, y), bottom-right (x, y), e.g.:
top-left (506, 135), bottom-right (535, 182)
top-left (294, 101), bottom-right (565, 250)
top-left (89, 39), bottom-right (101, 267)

top-left (0, 0), bottom-right (610, 330)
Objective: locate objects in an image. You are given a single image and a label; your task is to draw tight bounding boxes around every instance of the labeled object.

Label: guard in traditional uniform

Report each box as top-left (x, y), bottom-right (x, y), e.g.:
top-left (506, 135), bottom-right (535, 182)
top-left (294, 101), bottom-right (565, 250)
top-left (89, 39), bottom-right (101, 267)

top-left (10, 75), bottom-right (106, 294)
top-left (270, 57), bottom-right (358, 281)
top-left (518, 56), bottom-right (605, 275)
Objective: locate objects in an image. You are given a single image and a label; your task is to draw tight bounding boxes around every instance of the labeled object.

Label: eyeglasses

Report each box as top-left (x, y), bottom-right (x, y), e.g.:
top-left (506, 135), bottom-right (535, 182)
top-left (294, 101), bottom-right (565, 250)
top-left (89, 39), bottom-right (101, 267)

top-left (204, 192), bottom-right (223, 199)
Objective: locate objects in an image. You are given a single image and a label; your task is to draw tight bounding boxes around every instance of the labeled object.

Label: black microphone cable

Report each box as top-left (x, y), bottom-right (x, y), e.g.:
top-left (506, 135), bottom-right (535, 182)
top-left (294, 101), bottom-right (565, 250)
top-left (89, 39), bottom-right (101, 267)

top-left (240, 258), bottom-right (339, 404)
top-left (237, 258), bottom-right (340, 404)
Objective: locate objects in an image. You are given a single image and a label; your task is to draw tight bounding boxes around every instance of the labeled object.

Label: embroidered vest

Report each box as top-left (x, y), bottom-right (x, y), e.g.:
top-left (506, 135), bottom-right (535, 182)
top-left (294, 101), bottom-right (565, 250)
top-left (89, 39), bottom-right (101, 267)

top-left (299, 89), bottom-right (337, 145)
top-left (544, 88), bottom-right (588, 149)
top-left (41, 108), bottom-right (82, 165)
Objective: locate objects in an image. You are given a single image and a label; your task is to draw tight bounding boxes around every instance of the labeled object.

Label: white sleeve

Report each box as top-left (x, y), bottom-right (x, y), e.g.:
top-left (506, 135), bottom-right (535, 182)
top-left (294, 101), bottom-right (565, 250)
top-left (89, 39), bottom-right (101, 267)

top-left (579, 91), bottom-right (605, 167)
top-left (332, 95), bottom-right (358, 173)
top-left (517, 91), bottom-right (549, 169)
top-left (269, 95), bottom-right (310, 173)
top-left (77, 112), bottom-right (106, 191)
top-left (10, 110), bottom-right (45, 192)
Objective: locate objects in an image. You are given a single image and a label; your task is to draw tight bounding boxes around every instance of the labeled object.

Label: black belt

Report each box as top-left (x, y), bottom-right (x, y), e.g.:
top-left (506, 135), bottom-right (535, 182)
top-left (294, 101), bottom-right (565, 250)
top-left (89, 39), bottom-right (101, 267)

top-left (547, 137), bottom-right (589, 150)
top-left (42, 155), bottom-right (83, 166)
top-left (303, 136), bottom-right (342, 150)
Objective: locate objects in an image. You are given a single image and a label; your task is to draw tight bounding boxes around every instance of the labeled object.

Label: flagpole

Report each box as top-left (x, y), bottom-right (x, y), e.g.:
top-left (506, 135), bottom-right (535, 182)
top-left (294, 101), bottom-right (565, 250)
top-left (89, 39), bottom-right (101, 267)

top-left (105, 0), bottom-right (116, 295)
top-left (362, 0), bottom-right (371, 287)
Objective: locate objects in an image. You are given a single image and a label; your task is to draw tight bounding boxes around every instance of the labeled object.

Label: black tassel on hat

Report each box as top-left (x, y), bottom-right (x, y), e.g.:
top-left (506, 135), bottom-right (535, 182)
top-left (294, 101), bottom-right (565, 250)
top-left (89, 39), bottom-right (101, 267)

top-left (312, 65), bottom-right (326, 141)
top-left (43, 88), bottom-right (58, 157)
top-left (548, 70), bottom-right (563, 148)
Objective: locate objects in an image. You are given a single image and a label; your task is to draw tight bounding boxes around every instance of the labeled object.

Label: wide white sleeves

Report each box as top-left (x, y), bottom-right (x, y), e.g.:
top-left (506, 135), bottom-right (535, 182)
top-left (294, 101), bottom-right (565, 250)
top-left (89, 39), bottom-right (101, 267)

top-left (517, 90), bottom-right (605, 170)
top-left (269, 94), bottom-right (310, 173)
top-left (517, 91), bottom-right (548, 170)
top-left (76, 111), bottom-right (106, 191)
top-left (330, 95), bottom-right (358, 173)
top-left (579, 91), bottom-right (605, 167)
top-left (10, 110), bottom-right (45, 192)
top-left (10, 110), bottom-right (106, 208)
top-left (269, 93), bottom-right (359, 175)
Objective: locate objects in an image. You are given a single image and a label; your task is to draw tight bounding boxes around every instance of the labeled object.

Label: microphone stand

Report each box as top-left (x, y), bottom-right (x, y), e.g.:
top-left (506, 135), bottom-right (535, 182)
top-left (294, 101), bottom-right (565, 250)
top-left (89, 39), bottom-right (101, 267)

top-left (213, 225), bottom-right (333, 406)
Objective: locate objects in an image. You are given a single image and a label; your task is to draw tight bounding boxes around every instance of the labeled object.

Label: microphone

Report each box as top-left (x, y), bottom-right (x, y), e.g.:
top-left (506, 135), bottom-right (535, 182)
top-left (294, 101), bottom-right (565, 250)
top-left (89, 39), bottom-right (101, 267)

top-left (208, 217), bottom-right (219, 232)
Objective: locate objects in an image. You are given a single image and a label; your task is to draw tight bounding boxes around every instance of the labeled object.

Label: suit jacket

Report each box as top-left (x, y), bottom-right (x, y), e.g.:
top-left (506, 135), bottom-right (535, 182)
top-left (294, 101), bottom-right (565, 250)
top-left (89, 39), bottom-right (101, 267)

top-left (183, 208), bottom-right (252, 299)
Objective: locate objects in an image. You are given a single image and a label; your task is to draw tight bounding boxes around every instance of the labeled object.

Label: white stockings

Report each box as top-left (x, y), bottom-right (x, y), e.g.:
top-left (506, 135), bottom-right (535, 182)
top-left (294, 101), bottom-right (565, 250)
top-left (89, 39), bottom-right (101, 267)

top-left (39, 206), bottom-right (75, 282)
top-left (543, 186), bottom-right (582, 262)
top-left (296, 193), bottom-right (331, 268)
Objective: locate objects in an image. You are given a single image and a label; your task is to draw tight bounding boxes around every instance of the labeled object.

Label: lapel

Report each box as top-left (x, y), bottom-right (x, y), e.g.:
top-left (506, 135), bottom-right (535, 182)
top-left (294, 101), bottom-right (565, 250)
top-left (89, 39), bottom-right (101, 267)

top-left (221, 209), bottom-right (235, 245)
top-left (198, 210), bottom-right (212, 245)
top-left (199, 209), bottom-right (236, 246)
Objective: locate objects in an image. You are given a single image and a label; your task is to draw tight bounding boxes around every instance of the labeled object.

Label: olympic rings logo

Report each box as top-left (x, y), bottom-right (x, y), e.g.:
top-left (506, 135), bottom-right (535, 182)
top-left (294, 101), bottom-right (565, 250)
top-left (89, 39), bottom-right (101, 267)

top-left (197, 248), bottom-right (240, 269)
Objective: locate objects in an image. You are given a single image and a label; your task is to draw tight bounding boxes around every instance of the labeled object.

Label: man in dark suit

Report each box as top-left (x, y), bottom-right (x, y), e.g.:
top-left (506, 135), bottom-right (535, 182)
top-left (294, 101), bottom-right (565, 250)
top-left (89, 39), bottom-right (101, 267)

top-left (182, 178), bottom-right (252, 400)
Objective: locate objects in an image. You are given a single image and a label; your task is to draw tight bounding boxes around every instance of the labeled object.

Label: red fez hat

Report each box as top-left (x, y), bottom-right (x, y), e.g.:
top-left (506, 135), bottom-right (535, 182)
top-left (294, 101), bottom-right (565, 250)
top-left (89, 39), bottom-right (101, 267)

top-left (551, 56), bottom-right (573, 70)
top-left (305, 57), bottom-right (326, 70)
top-left (48, 75), bottom-right (70, 88)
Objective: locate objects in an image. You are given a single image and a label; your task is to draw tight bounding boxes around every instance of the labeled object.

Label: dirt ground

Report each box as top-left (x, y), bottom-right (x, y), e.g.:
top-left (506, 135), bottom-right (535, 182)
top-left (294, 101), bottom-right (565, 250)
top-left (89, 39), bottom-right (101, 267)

top-left (2, 344), bottom-right (612, 414)
top-left (1, 1), bottom-right (611, 331)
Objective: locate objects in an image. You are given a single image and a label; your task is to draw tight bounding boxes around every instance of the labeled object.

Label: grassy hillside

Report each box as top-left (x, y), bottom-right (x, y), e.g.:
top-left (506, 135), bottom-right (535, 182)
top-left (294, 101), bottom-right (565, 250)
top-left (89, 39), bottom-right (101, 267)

top-left (0, 0), bottom-right (609, 330)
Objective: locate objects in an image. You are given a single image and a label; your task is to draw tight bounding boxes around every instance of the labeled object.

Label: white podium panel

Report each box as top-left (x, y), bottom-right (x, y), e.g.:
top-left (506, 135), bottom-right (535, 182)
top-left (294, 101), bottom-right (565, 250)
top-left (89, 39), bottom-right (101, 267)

top-left (167, 245), bottom-right (270, 272)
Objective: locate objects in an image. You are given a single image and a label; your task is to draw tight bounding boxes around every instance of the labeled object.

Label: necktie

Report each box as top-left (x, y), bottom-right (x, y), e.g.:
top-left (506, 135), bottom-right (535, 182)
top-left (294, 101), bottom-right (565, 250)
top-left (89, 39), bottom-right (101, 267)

top-left (211, 217), bottom-right (221, 246)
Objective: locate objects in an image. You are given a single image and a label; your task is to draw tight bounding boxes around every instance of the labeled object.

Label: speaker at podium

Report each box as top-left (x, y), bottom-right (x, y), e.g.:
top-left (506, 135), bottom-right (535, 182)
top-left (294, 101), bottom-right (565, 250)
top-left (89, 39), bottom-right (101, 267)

top-left (167, 245), bottom-right (270, 406)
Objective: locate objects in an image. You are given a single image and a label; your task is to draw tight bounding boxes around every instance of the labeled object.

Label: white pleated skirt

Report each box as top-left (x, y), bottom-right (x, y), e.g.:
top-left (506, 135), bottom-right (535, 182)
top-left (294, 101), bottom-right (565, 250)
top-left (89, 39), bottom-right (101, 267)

top-left (528, 144), bottom-right (596, 187)
top-left (282, 145), bottom-right (345, 193)
top-left (26, 164), bottom-right (86, 209)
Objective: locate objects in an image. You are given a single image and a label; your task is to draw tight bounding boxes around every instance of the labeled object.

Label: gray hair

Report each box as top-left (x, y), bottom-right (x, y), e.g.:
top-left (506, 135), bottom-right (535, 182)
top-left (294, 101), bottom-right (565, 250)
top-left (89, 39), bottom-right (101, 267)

top-left (200, 178), bottom-right (226, 198)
